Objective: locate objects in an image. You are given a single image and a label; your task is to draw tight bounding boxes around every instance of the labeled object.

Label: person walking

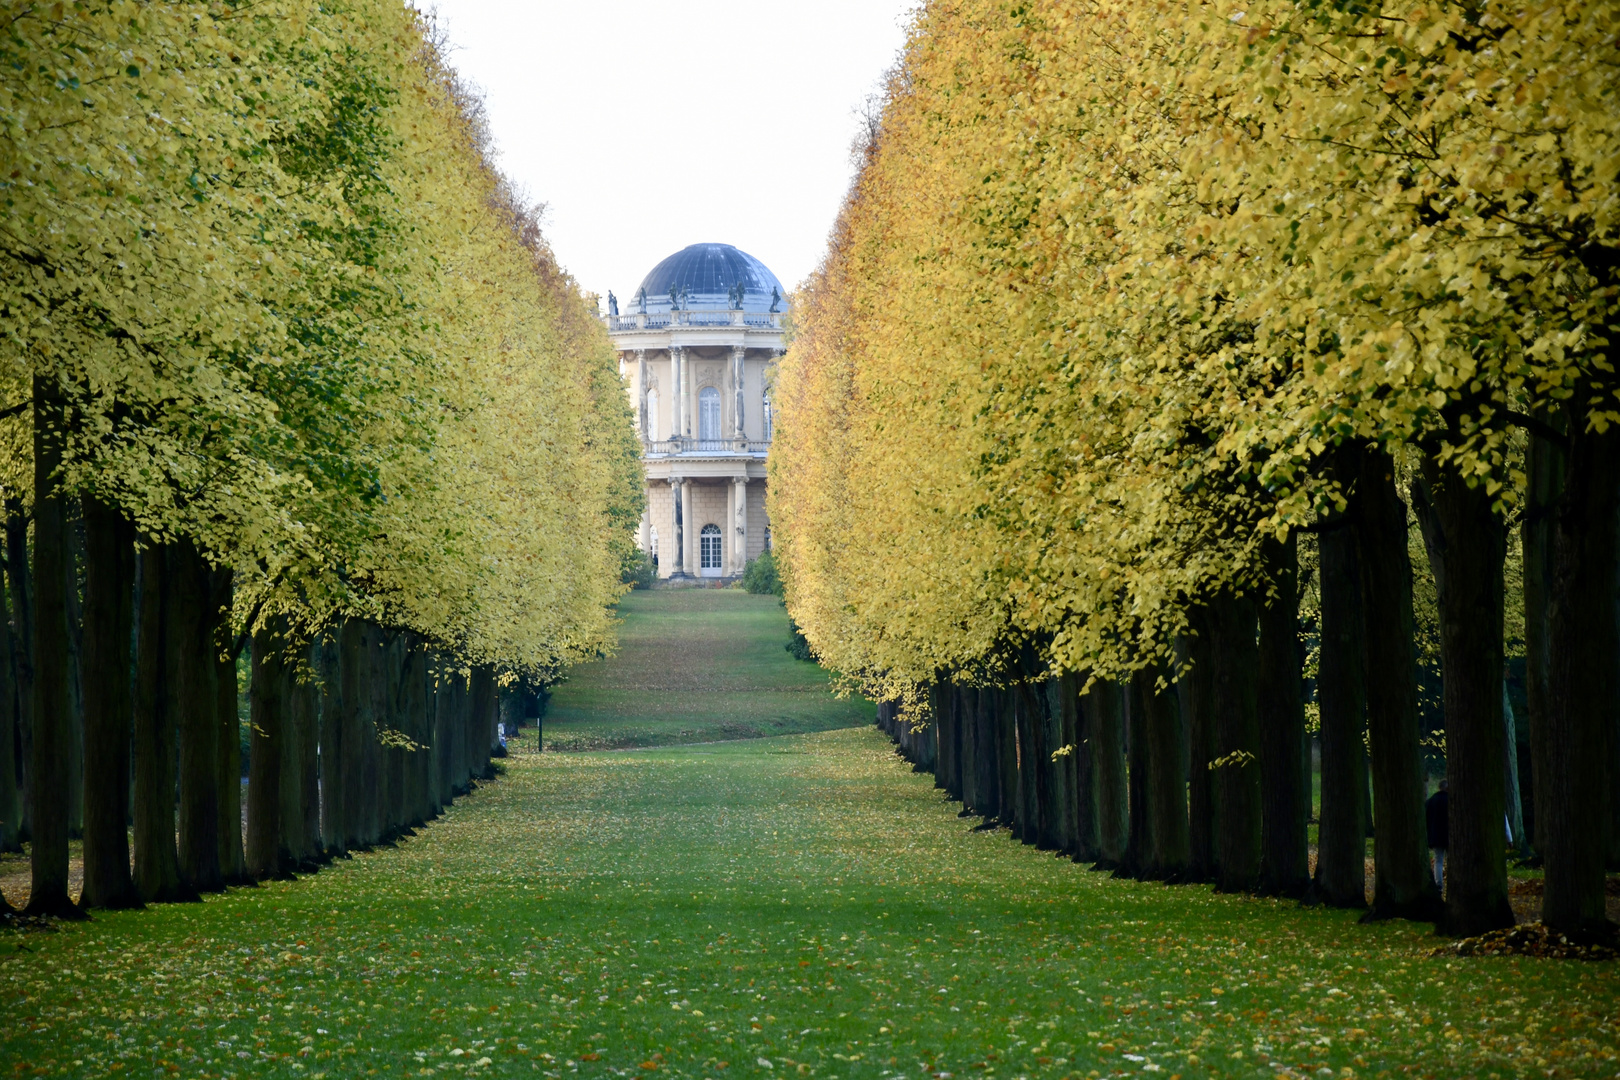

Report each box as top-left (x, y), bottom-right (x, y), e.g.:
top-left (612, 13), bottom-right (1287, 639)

top-left (1426, 779), bottom-right (1450, 892)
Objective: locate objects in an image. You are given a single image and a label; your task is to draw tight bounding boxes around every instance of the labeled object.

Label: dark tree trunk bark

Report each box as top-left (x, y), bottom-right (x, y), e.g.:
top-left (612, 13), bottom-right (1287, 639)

top-left (1182, 618), bottom-right (1217, 882)
top-left (1258, 535), bottom-right (1309, 897)
top-left (1134, 663), bottom-right (1189, 879)
top-left (213, 570), bottom-right (247, 884)
top-left (1046, 676), bottom-right (1076, 854)
top-left (933, 681), bottom-right (954, 799)
top-left (1354, 446), bottom-right (1437, 920)
top-left (318, 629), bottom-right (344, 853)
top-left (1015, 684), bottom-right (1039, 845)
top-left (430, 655), bottom-right (451, 810)
top-left (1415, 459), bottom-right (1514, 937)
top-left (132, 542), bottom-right (191, 903)
top-left (403, 640), bottom-right (430, 827)
top-left (1123, 676), bottom-right (1149, 876)
top-left (471, 665), bottom-right (497, 780)
top-left (959, 685), bottom-right (981, 816)
top-left (1057, 673), bottom-right (1082, 858)
top-left (24, 375), bottom-right (83, 918)
top-left (976, 686), bottom-right (1002, 824)
top-left (172, 538), bottom-right (221, 892)
top-left (4, 496), bottom-right (35, 845)
top-left (79, 495), bottom-right (139, 909)
top-left (995, 688), bottom-right (1018, 827)
top-left (1316, 520), bottom-right (1368, 908)
top-left (246, 621), bottom-right (287, 879)
top-left (299, 639), bottom-right (322, 858)
top-left (65, 507), bottom-right (84, 843)
top-left (341, 620), bottom-right (374, 845)
top-left (1210, 591), bottom-right (1261, 894)
top-left (1540, 416), bottom-right (1620, 933)
top-left (1522, 425), bottom-right (1560, 854)
top-left (0, 563), bottom-right (19, 859)
top-left (1089, 681), bottom-right (1128, 867)
top-left (1072, 674), bottom-right (1098, 862)
top-left (280, 640), bottom-right (318, 868)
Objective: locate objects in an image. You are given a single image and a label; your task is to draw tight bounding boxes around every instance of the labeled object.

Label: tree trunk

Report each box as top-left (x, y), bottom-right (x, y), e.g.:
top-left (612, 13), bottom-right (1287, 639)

top-left (1058, 673), bottom-right (1083, 858)
top-left (65, 505), bottom-right (84, 843)
top-left (1072, 674), bottom-right (1098, 862)
top-left (995, 688), bottom-right (1018, 827)
top-left (1540, 416), bottom-right (1619, 933)
top-left (958, 685), bottom-right (981, 816)
top-left (403, 640), bottom-right (430, 827)
top-left (4, 496), bottom-right (35, 845)
top-left (1047, 676), bottom-right (1077, 855)
top-left (1354, 445), bottom-right (1437, 920)
top-left (299, 639), bottom-right (322, 859)
top-left (132, 541), bottom-right (192, 903)
top-left (78, 495), bottom-right (140, 910)
top-left (280, 640), bottom-right (318, 869)
top-left (1522, 425), bottom-right (1560, 853)
top-left (1415, 459), bottom-right (1514, 937)
top-left (246, 620), bottom-right (287, 879)
top-left (1182, 619), bottom-right (1217, 882)
top-left (318, 629), bottom-right (345, 854)
top-left (24, 374), bottom-right (83, 918)
top-left (213, 570), bottom-right (247, 884)
top-left (1089, 681), bottom-right (1128, 867)
top-left (1316, 521), bottom-right (1368, 908)
top-left (933, 681), bottom-right (954, 799)
top-left (1210, 590), bottom-right (1261, 894)
top-left (1015, 684), bottom-right (1039, 845)
top-left (471, 665), bottom-right (497, 780)
top-left (340, 619), bottom-right (372, 847)
top-left (0, 560), bottom-right (20, 860)
top-left (1123, 676), bottom-right (1149, 876)
top-left (1258, 535), bottom-right (1309, 897)
top-left (1135, 663), bottom-right (1189, 880)
top-left (172, 538), bottom-right (221, 892)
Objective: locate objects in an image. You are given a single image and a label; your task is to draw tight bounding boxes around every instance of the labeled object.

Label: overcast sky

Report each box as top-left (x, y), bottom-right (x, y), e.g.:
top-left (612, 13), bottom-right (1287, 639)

top-left (422, 1), bottom-right (918, 307)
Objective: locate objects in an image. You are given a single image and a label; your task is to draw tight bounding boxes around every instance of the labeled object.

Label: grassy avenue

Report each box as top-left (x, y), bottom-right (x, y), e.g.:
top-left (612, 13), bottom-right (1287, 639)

top-left (3, 592), bottom-right (1616, 1079)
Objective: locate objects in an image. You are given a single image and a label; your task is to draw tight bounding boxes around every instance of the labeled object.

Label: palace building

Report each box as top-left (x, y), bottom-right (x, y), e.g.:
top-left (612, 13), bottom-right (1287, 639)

top-left (603, 242), bottom-right (785, 581)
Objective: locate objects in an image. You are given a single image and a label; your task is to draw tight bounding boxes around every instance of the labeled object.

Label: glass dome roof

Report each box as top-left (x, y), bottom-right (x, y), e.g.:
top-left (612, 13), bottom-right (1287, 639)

top-left (631, 243), bottom-right (783, 313)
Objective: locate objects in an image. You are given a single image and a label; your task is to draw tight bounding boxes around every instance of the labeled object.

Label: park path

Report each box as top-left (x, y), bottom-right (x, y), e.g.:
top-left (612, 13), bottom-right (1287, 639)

top-left (6, 725), bottom-right (1619, 1078)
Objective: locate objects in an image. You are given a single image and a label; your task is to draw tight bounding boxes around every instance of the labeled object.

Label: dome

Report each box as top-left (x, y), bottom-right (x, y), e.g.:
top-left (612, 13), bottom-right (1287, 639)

top-left (631, 243), bottom-right (783, 314)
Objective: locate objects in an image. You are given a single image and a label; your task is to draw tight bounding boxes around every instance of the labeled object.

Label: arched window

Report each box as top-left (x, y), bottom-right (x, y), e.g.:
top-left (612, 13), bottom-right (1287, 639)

top-left (763, 393), bottom-right (773, 442)
top-left (700, 523), bottom-right (723, 576)
top-left (699, 386), bottom-right (721, 444)
top-left (645, 389), bottom-right (659, 442)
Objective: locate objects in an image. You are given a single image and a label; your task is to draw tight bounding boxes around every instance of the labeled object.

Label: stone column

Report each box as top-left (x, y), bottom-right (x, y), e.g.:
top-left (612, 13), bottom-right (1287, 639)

top-left (635, 349), bottom-right (648, 439)
top-left (733, 475), bottom-right (748, 569)
top-left (670, 345), bottom-right (688, 441)
top-left (638, 501), bottom-right (651, 555)
top-left (669, 476), bottom-right (683, 579)
top-left (731, 345), bottom-right (746, 441)
top-left (681, 478), bottom-right (696, 576)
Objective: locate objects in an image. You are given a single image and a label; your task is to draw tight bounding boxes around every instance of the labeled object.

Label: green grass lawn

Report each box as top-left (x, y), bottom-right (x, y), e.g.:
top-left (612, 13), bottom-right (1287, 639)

top-left (540, 589), bottom-right (873, 751)
top-left (5, 725), bottom-right (1617, 1079)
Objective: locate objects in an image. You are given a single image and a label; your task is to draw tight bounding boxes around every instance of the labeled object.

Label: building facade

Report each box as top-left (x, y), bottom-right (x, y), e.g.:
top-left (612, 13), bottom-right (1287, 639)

top-left (604, 243), bottom-right (784, 581)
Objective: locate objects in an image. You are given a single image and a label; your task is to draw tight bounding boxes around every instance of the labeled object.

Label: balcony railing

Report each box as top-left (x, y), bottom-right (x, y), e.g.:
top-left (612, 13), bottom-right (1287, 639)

top-left (606, 311), bottom-right (783, 332)
top-left (645, 438), bottom-right (770, 457)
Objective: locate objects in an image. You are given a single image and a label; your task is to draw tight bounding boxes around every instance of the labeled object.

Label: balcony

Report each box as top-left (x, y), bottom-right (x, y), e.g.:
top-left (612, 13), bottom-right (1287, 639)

top-left (645, 438), bottom-right (770, 458)
top-left (607, 311), bottom-right (783, 332)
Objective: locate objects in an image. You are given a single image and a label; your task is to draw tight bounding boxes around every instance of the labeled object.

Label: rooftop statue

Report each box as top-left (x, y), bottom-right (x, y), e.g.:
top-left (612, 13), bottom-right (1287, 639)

top-left (769, 286), bottom-right (781, 313)
top-left (636, 287), bottom-right (647, 314)
top-left (607, 290), bottom-right (618, 316)
top-left (728, 280), bottom-right (745, 310)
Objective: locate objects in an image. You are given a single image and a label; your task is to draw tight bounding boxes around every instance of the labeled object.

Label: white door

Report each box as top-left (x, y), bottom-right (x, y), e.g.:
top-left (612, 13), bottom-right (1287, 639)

top-left (699, 386), bottom-right (721, 446)
top-left (699, 524), bottom-right (723, 577)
